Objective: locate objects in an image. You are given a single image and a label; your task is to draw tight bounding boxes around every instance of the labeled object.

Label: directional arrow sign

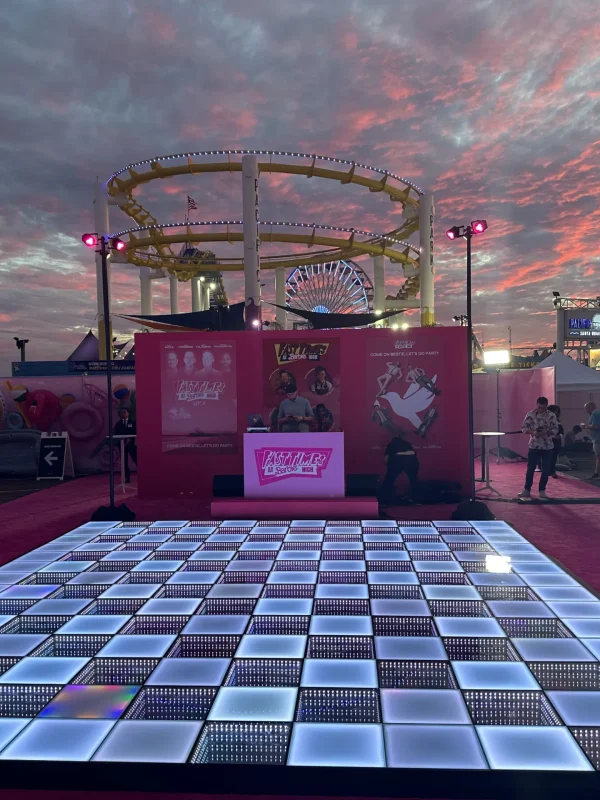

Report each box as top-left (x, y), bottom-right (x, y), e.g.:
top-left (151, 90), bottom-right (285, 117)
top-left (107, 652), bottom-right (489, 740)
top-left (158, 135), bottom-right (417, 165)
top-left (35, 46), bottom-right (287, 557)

top-left (37, 435), bottom-right (67, 480)
top-left (44, 451), bottom-right (58, 466)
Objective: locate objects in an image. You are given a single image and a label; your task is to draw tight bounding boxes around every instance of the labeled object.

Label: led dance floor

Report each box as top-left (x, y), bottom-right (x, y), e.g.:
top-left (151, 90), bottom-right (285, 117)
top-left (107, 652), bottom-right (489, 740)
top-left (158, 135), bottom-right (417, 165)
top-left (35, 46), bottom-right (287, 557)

top-left (0, 518), bottom-right (599, 788)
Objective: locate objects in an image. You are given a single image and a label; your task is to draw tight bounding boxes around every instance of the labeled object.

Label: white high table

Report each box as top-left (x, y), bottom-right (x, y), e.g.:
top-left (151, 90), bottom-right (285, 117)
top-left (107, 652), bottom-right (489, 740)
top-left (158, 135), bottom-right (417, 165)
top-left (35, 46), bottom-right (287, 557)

top-left (474, 431), bottom-right (505, 496)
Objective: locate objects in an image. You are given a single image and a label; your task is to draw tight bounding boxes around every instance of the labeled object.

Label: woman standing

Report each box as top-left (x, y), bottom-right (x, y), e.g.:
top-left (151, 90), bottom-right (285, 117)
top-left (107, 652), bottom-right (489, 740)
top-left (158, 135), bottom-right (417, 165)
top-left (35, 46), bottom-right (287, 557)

top-left (548, 404), bottom-right (564, 479)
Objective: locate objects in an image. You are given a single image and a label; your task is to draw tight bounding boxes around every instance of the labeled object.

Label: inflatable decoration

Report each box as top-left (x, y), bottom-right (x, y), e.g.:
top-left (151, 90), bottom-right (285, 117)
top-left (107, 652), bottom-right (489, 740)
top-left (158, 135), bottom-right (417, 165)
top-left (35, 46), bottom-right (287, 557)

top-left (62, 401), bottom-right (103, 441)
top-left (23, 389), bottom-right (61, 432)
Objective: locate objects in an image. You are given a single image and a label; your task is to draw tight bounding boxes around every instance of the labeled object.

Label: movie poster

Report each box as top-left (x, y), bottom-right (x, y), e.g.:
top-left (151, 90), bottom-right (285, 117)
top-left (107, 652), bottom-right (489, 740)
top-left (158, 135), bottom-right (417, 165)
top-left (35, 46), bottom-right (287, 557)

top-left (366, 334), bottom-right (448, 467)
top-left (263, 340), bottom-right (340, 433)
top-left (161, 341), bottom-right (237, 453)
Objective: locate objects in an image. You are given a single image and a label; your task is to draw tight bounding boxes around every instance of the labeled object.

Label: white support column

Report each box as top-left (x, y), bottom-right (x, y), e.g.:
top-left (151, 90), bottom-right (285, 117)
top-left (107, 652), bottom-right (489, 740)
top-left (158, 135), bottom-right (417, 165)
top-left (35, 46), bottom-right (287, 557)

top-left (191, 276), bottom-right (202, 312)
top-left (94, 180), bottom-right (111, 358)
top-left (373, 255), bottom-right (385, 325)
top-left (169, 274), bottom-right (179, 315)
top-left (242, 154), bottom-right (261, 329)
top-left (140, 268), bottom-right (153, 315)
top-left (275, 268), bottom-right (286, 329)
top-left (419, 191), bottom-right (435, 327)
top-left (204, 282), bottom-right (212, 311)
top-left (556, 307), bottom-right (565, 353)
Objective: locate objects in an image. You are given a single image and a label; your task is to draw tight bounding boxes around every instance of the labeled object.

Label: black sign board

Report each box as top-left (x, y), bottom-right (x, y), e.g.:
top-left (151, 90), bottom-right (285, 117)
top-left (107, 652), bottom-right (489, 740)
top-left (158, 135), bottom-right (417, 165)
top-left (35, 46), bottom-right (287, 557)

top-left (37, 434), bottom-right (74, 481)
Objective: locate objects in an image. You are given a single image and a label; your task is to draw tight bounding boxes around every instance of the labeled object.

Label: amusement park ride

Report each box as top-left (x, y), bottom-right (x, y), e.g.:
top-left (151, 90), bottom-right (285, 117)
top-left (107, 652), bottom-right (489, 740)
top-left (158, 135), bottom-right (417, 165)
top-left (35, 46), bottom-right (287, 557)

top-left (90, 150), bottom-right (436, 355)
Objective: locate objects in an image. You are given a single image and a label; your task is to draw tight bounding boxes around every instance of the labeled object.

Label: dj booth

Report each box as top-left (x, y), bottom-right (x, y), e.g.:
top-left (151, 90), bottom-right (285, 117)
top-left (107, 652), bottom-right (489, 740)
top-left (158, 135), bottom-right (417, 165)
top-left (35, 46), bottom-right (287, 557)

top-left (243, 432), bottom-right (344, 499)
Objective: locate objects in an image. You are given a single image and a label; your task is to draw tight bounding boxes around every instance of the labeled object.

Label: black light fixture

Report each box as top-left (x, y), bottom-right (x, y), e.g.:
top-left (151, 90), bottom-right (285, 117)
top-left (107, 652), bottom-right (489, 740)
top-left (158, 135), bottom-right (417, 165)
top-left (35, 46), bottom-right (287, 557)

top-left (13, 337), bottom-right (29, 362)
top-left (446, 220), bottom-right (489, 502)
top-left (81, 233), bottom-right (130, 517)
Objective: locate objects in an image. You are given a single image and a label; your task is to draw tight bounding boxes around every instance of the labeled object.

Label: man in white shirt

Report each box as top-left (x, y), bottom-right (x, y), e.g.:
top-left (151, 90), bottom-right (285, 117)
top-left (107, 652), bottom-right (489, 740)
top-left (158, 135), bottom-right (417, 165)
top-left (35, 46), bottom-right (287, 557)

top-left (518, 396), bottom-right (559, 499)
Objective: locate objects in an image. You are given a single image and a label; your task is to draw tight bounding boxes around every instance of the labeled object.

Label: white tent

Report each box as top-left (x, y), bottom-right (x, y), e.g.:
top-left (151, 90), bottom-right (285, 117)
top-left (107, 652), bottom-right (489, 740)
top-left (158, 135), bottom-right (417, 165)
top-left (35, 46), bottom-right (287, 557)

top-left (534, 351), bottom-right (600, 391)
top-left (534, 351), bottom-right (600, 432)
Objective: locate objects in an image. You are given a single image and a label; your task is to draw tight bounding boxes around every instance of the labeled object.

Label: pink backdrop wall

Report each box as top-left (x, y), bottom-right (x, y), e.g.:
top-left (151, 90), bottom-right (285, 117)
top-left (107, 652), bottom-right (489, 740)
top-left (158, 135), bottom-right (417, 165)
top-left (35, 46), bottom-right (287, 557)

top-left (135, 327), bottom-right (471, 499)
top-left (473, 367), bottom-right (555, 457)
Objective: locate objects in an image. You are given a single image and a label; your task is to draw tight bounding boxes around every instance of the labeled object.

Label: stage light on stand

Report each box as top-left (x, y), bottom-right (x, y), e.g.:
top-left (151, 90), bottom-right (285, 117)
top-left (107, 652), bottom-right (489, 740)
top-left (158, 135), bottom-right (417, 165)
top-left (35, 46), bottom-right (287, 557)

top-left (252, 319), bottom-right (260, 328)
top-left (401, 323), bottom-right (409, 331)
top-left (391, 324), bottom-right (399, 331)
top-left (446, 218), bottom-right (489, 504)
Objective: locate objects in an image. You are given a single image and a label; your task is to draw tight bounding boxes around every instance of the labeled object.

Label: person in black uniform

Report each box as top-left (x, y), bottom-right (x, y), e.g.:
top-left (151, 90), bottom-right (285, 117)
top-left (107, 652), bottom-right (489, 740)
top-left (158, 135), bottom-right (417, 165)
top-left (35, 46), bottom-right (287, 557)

top-left (379, 434), bottom-right (419, 505)
top-left (114, 407), bottom-right (137, 483)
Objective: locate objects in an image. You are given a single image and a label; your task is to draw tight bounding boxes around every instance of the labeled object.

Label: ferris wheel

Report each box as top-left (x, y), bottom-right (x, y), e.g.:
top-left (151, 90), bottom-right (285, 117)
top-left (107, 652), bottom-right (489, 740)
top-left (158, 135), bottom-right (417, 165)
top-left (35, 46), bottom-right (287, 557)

top-left (285, 260), bottom-right (374, 315)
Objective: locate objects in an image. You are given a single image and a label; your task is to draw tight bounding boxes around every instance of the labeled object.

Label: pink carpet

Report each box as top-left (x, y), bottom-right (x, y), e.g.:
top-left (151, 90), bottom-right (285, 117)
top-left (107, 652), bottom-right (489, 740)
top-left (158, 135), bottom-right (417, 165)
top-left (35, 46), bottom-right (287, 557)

top-left (0, 471), bottom-right (599, 591)
top-left (479, 460), bottom-right (600, 501)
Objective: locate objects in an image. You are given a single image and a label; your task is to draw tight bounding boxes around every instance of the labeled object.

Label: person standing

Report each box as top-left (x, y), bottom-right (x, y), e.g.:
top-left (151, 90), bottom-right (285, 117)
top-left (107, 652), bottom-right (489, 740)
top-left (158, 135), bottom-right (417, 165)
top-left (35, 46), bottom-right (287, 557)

top-left (277, 386), bottom-right (314, 432)
top-left (114, 407), bottom-right (137, 483)
top-left (518, 396), bottom-right (559, 499)
top-left (379, 434), bottom-right (419, 505)
top-left (548, 404), bottom-right (564, 479)
top-left (583, 401), bottom-right (600, 479)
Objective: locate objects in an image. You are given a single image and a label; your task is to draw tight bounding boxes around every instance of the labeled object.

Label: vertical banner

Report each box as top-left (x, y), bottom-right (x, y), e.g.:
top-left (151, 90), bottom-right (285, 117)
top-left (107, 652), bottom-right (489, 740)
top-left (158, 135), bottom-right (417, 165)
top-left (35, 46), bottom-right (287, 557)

top-left (263, 340), bottom-right (340, 433)
top-left (365, 332), bottom-right (468, 484)
top-left (161, 340), bottom-right (237, 453)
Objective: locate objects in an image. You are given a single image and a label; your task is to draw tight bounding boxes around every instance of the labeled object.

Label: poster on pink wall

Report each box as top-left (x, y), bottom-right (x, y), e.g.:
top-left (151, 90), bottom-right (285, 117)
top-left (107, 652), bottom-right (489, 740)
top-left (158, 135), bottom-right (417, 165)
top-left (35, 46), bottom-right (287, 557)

top-left (262, 340), bottom-right (341, 433)
top-left (160, 341), bottom-right (237, 453)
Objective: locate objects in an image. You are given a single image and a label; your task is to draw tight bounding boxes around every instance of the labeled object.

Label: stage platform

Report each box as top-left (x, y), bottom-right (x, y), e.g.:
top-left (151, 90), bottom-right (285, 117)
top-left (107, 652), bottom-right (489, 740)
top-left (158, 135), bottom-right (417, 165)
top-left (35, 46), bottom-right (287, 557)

top-left (0, 517), bottom-right (597, 797)
top-left (211, 496), bottom-right (378, 519)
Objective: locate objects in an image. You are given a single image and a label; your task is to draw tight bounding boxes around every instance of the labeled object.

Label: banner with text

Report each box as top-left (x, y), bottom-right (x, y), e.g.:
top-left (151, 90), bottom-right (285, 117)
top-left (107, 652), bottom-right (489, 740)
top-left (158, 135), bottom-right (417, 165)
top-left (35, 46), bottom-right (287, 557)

top-left (365, 333), bottom-right (468, 482)
top-left (263, 340), bottom-right (340, 433)
top-left (161, 341), bottom-right (237, 453)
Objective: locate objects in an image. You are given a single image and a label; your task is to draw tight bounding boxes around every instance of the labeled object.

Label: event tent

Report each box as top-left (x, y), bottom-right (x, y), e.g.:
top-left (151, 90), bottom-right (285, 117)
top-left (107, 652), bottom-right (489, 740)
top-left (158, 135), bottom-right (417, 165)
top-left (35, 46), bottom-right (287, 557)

top-left (534, 351), bottom-right (600, 391)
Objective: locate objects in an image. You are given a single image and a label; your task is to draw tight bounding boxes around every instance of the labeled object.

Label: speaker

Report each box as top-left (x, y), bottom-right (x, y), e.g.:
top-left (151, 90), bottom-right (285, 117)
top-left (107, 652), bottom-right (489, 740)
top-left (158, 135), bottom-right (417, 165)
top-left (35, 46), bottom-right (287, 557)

top-left (213, 475), bottom-right (244, 498)
top-left (452, 500), bottom-right (495, 521)
top-left (346, 474), bottom-right (379, 497)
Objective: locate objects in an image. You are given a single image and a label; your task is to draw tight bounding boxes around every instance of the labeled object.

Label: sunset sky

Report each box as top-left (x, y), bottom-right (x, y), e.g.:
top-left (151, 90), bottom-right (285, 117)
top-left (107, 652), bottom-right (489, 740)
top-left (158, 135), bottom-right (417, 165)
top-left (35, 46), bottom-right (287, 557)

top-left (0, 0), bottom-right (599, 372)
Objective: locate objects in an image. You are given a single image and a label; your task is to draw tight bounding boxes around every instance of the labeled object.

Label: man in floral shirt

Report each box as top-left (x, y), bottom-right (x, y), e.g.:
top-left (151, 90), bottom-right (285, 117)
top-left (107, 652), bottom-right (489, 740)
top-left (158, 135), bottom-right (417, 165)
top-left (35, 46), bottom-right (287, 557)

top-left (518, 396), bottom-right (559, 499)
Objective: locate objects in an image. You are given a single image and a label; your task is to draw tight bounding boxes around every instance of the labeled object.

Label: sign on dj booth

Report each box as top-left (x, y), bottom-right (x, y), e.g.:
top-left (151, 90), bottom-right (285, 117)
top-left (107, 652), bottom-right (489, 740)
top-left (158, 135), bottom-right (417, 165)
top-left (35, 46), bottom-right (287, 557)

top-left (243, 432), bottom-right (345, 498)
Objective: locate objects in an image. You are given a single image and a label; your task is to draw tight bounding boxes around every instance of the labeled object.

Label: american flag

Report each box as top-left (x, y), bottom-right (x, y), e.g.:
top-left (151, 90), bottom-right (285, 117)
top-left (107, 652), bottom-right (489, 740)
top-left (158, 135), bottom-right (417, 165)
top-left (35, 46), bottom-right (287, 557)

top-left (187, 196), bottom-right (198, 213)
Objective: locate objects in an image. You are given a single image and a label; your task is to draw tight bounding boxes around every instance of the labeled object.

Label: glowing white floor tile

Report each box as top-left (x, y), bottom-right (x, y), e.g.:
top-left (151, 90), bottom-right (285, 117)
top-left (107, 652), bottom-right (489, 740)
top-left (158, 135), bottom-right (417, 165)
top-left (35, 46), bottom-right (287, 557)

top-left (368, 572), bottom-right (419, 585)
top-left (385, 724), bottom-right (487, 769)
top-left (0, 719), bottom-right (116, 761)
top-left (511, 562), bottom-right (564, 574)
top-left (57, 616), bottom-right (131, 635)
top-left (96, 635), bottom-right (175, 658)
top-left (235, 635), bottom-right (306, 659)
top-left (241, 541), bottom-right (281, 551)
top-left (452, 661), bottom-right (540, 690)
top-left (512, 638), bottom-right (596, 662)
top-left (207, 584), bottom-right (263, 598)
top-left (0, 586), bottom-right (58, 600)
top-left (535, 586), bottom-right (597, 602)
top-left (365, 551), bottom-right (409, 561)
top-left (100, 584), bottom-right (162, 598)
top-left (309, 616), bottom-right (372, 636)
top-left (413, 561), bottom-right (463, 572)
top-left (0, 634), bottom-right (50, 656)
top-left (68, 573), bottom-right (126, 586)
top-left (220, 521), bottom-right (257, 528)
top-left (371, 600), bottom-right (431, 616)
top-left (288, 723), bottom-right (385, 767)
top-left (277, 551), bottom-right (321, 561)
top-left (131, 562), bottom-right (184, 574)
top-left (434, 618), bottom-right (505, 637)
top-left (469, 573), bottom-right (524, 587)
top-left (285, 533), bottom-right (323, 542)
top-left (22, 599), bottom-right (91, 616)
top-left (319, 561), bottom-right (366, 572)
top-left (477, 726), bottom-right (593, 771)
top-left (363, 534), bottom-right (403, 542)
top-left (315, 585), bottom-right (369, 599)
top-left (148, 521), bottom-right (189, 529)
top-left (323, 542), bottom-right (363, 551)
top-left (405, 542), bottom-right (449, 552)
top-left (565, 619), bottom-right (600, 637)
top-left (487, 601), bottom-right (555, 618)
top-left (0, 657), bottom-right (90, 685)
top-left (167, 572), bottom-right (221, 585)
top-left (267, 571), bottom-right (317, 584)
top-left (0, 719), bottom-right (31, 752)
top-left (226, 560), bottom-right (274, 572)
top-left (190, 551), bottom-right (235, 562)
top-left (183, 616), bottom-right (249, 635)
top-left (520, 573), bottom-right (579, 587)
top-left (547, 601), bottom-right (600, 618)
top-left (137, 599), bottom-right (201, 615)
top-left (375, 636), bottom-right (448, 661)
top-left (301, 659), bottom-right (377, 688)
top-left (92, 720), bottom-right (201, 762)
top-left (147, 658), bottom-right (230, 686)
top-left (581, 639), bottom-right (600, 658)
top-left (290, 520), bottom-right (326, 528)
top-left (325, 527), bottom-right (361, 535)
top-left (209, 687), bottom-right (297, 721)
top-left (254, 599), bottom-right (312, 616)
top-left (381, 689), bottom-right (470, 724)
top-left (423, 586), bottom-right (481, 600)
top-left (362, 520), bottom-right (397, 527)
